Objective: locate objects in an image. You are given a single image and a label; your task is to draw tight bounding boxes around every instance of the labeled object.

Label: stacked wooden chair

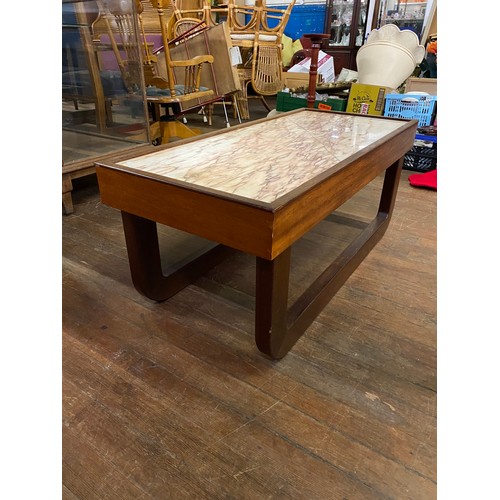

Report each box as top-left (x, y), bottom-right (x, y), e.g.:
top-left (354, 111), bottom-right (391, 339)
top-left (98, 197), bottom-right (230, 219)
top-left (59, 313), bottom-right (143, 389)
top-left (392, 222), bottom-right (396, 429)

top-left (98, 0), bottom-right (217, 143)
top-left (227, 0), bottom-right (295, 119)
top-left (169, 0), bottom-right (229, 29)
top-left (169, 0), bottom-right (295, 119)
top-left (144, 0), bottom-right (219, 142)
top-left (95, 0), bottom-right (293, 139)
top-left (168, 0), bottom-right (241, 125)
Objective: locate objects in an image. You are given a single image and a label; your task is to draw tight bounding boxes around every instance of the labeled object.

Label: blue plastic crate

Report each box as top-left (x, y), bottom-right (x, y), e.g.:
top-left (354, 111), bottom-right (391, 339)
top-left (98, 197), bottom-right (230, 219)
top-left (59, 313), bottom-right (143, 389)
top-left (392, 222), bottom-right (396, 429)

top-left (246, 3), bottom-right (326, 41)
top-left (384, 93), bottom-right (437, 127)
top-left (415, 132), bottom-right (437, 143)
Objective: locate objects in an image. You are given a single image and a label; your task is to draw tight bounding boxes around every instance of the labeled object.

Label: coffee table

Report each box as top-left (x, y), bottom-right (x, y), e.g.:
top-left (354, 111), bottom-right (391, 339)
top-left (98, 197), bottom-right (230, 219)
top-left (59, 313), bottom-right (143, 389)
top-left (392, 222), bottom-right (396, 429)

top-left (96, 108), bottom-right (417, 359)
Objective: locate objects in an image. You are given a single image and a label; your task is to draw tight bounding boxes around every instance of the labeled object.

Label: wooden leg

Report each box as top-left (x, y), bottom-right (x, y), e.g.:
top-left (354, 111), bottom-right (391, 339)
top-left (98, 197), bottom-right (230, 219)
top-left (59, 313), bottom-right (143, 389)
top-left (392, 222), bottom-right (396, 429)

top-left (62, 174), bottom-right (74, 215)
top-left (206, 104), bottom-right (213, 126)
top-left (255, 159), bottom-right (403, 359)
top-left (259, 95), bottom-right (272, 112)
top-left (120, 160), bottom-right (402, 357)
top-left (121, 212), bottom-right (234, 302)
top-left (235, 78), bottom-right (250, 120)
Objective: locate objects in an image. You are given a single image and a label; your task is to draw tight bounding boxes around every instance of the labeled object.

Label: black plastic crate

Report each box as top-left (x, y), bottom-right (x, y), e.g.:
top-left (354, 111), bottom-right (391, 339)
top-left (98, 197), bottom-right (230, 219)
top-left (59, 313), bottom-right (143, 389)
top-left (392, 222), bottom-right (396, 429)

top-left (404, 140), bottom-right (437, 172)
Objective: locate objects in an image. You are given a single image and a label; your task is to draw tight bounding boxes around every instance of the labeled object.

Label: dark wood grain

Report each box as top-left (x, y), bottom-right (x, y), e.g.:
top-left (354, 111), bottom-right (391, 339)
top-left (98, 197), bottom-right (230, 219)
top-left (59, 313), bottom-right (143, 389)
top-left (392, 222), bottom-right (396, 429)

top-left (63, 163), bottom-right (436, 498)
top-left (95, 110), bottom-right (416, 359)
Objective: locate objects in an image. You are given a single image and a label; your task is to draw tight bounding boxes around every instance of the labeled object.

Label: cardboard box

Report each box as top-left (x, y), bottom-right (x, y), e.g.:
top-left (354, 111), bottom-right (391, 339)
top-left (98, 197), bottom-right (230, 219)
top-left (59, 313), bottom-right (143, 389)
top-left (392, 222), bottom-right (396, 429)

top-left (287, 51), bottom-right (335, 84)
top-left (282, 71), bottom-right (322, 90)
top-left (404, 77), bottom-right (437, 96)
top-left (346, 83), bottom-right (392, 116)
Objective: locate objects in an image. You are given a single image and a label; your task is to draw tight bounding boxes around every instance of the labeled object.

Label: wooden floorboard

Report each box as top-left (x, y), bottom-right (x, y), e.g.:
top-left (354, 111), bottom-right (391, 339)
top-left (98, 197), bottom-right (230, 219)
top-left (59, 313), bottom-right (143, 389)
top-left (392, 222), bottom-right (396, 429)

top-left (63, 108), bottom-right (437, 499)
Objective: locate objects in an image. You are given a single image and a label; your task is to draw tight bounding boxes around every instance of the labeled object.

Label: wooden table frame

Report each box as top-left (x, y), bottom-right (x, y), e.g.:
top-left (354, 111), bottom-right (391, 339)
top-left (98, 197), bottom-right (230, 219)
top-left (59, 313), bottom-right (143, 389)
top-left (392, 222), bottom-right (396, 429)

top-left (96, 109), bottom-right (417, 359)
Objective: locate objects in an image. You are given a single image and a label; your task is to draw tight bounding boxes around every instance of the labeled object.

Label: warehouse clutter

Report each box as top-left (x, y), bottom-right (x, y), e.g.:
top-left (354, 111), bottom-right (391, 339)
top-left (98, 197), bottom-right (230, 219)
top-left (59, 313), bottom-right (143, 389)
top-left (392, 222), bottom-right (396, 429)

top-left (277, 24), bottom-right (437, 186)
top-left (62, 0), bottom-right (438, 213)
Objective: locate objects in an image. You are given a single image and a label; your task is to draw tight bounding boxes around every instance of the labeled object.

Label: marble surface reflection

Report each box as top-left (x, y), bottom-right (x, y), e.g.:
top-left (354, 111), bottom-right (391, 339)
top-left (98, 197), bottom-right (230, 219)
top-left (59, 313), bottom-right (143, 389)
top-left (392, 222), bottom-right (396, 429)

top-left (119, 111), bottom-right (406, 203)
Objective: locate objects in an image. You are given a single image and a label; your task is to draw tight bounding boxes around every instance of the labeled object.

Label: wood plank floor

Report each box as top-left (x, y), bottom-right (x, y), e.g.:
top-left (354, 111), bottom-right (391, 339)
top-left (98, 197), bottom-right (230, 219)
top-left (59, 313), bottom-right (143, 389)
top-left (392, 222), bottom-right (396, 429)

top-left (62, 107), bottom-right (437, 499)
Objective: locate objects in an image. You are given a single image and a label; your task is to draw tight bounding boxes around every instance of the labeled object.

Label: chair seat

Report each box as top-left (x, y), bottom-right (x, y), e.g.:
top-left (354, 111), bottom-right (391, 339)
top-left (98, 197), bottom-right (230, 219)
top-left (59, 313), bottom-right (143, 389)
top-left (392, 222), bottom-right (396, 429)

top-left (230, 33), bottom-right (278, 42)
top-left (146, 84), bottom-right (209, 96)
top-left (146, 85), bottom-right (214, 103)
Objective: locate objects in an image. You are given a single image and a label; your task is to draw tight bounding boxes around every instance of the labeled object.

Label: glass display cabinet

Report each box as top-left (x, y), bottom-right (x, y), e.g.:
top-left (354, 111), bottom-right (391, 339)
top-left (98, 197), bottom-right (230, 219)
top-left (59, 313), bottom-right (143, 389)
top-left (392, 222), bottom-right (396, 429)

top-left (322, 0), bottom-right (371, 72)
top-left (370, 0), bottom-right (435, 43)
top-left (62, 0), bottom-right (151, 214)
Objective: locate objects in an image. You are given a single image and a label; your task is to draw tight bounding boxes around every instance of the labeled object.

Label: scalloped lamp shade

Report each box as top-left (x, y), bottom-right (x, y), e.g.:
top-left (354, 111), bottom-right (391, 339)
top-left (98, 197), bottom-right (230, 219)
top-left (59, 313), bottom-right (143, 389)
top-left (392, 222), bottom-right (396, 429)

top-left (356, 24), bottom-right (425, 89)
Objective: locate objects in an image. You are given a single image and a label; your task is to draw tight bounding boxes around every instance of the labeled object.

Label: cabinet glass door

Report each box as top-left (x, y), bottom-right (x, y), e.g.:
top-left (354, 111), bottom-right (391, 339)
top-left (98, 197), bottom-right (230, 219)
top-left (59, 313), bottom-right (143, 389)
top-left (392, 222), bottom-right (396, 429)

top-left (326, 0), bottom-right (370, 48)
top-left (327, 0), bottom-right (354, 47)
top-left (356, 0), bottom-right (369, 45)
top-left (376, 0), bottom-right (428, 41)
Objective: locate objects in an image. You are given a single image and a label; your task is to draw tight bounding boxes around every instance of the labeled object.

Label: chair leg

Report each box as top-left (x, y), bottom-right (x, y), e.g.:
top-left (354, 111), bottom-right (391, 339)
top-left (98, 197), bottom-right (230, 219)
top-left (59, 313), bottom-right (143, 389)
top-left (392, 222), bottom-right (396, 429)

top-left (232, 94), bottom-right (242, 123)
top-left (231, 95), bottom-right (238, 119)
top-left (259, 95), bottom-right (272, 112)
top-left (236, 79), bottom-right (251, 120)
top-left (206, 104), bottom-right (213, 126)
top-left (234, 70), bottom-right (251, 120)
top-left (221, 100), bottom-right (230, 128)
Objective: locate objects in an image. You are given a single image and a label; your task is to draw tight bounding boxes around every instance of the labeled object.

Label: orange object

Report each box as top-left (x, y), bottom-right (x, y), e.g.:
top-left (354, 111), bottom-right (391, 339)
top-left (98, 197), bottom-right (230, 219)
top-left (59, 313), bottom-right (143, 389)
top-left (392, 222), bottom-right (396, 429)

top-left (318, 102), bottom-right (332, 110)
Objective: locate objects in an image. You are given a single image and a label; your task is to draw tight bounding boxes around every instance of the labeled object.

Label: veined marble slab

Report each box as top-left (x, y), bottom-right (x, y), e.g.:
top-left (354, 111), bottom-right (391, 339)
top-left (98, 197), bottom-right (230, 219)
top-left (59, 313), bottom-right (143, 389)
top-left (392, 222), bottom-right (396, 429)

top-left (118, 111), bottom-right (406, 204)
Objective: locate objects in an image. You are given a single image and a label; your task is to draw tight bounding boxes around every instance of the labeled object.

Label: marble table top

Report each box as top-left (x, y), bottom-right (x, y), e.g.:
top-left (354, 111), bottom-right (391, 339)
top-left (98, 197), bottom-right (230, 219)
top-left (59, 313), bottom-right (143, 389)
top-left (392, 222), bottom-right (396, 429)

top-left (118, 111), bottom-right (407, 204)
